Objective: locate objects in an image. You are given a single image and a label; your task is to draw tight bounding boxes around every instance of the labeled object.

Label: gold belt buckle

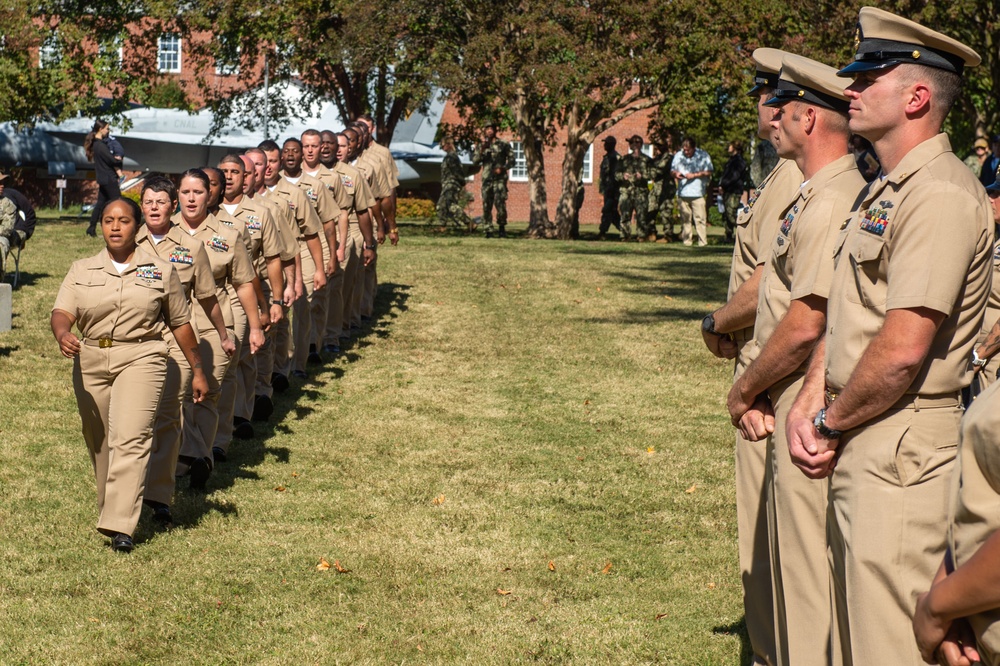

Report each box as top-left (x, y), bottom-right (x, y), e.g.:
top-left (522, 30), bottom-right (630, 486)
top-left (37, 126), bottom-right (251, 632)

top-left (98, 337), bottom-right (113, 348)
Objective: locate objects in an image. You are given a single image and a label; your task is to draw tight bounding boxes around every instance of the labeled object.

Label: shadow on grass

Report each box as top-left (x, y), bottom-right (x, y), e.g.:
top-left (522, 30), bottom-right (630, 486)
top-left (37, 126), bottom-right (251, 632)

top-left (166, 282), bottom-right (411, 528)
top-left (6, 270), bottom-right (49, 290)
top-left (713, 617), bottom-right (753, 665)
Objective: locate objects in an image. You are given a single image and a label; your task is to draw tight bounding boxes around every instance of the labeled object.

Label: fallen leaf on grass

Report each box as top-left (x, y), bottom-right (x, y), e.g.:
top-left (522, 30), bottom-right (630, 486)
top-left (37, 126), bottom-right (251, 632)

top-left (663, 295), bottom-right (674, 300)
top-left (596, 287), bottom-right (602, 292)
top-left (500, 566), bottom-right (512, 572)
top-left (334, 560), bottom-right (351, 573)
top-left (647, 446), bottom-right (655, 454)
top-left (88, 617), bottom-right (99, 623)
top-left (432, 494), bottom-right (445, 505)
top-left (497, 588), bottom-right (512, 596)
top-left (274, 485), bottom-right (286, 492)
top-left (707, 582), bottom-right (716, 590)
top-left (573, 299), bottom-right (582, 304)
top-left (291, 471), bottom-right (299, 478)
top-left (655, 613), bottom-right (668, 621)
top-left (584, 399), bottom-right (591, 405)
top-left (317, 557), bottom-right (331, 571)
top-left (499, 284), bottom-right (506, 289)
top-left (417, 644), bottom-right (424, 652)
top-left (548, 561), bottom-right (556, 572)
top-left (685, 484), bottom-right (697, 494)
top-left (601, 562), bottom-right (613, 575)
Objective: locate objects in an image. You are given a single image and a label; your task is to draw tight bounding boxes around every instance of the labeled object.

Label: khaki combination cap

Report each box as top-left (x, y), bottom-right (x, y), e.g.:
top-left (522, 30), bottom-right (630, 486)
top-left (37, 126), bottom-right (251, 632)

top-left (764, 54), bottom-right (850, 113)
top-left (747, 47), bottom-right (791, 96)
top-left (838, 6), bottom-right (981, 76)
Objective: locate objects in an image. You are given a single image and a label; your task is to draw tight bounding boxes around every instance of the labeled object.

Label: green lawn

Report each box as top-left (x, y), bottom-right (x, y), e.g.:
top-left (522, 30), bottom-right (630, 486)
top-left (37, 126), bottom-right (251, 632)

top-left (0, 217), bottom-right (746, 664)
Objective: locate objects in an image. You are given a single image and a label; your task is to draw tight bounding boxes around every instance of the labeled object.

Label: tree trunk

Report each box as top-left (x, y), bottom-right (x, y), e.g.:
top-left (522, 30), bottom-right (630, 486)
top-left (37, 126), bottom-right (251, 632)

top-left (554, 134), bottom-right (587, 240)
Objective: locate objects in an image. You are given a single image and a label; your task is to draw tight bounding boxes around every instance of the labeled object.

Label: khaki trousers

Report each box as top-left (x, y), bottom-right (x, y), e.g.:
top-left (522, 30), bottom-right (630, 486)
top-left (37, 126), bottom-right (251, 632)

top-left (341, 226), bottom-right (364, 334)
top-left (324, 266), bottom-right (345, 347)
top-left (180, 328), bottom-right (232, 462)
top-left (734, 341), bottom-right (776, 666)
top-left (292, 244), bottom-right (322, 374)
top-left (828, 401), bottom-right (961, 665)
top-left (214, 305), bottom-right (247, 455)
top-left (362, 251), bottom-right (377, 319)
top-left (309, 239), bottom-right (332, 355)
top-left (73, 340), bottom-right (167, 536)
top-left (768, 376), bottom-right (832, 665)
top-left (145, 336), bottom-right (189, 506)
top-left (679, 196), bottom-right (708, 246)
top-left (255, 280), bottom-right (278, 400)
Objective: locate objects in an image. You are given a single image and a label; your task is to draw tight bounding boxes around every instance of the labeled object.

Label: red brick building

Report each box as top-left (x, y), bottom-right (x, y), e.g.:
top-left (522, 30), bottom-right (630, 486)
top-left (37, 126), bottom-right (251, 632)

top-left (440, 101), bottom-right (661, 226)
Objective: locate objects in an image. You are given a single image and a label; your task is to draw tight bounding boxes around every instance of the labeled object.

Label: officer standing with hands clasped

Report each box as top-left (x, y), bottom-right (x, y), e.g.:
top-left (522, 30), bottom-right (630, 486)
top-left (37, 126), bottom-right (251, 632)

top-left (784, 8), bottom-right (990, 664)
top-left (701, 46), bottom-right (803, 666)
top-left (471, 123), bottom-right (514, 238)
top-left (51, 197), bottom-right (207, 553)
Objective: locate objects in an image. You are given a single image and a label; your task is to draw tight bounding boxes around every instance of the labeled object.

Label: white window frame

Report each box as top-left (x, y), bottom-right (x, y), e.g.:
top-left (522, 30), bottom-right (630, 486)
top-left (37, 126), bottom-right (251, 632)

top-left (641, 144), bottom-right (654, 158)
top-left (39, 31), bottom-right (60, 69)
top-left (581, 144), bottom-right (594, 183)
top-left (157, 34), bottom-right (182, 73)
top-left (215, 41), bottom-right (240, 76)
top-left (509, 141), bottom-right (528, 182)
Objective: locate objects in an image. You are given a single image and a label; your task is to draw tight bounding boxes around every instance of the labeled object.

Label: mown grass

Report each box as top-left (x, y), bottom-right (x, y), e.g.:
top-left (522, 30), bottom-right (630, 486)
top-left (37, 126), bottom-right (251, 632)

top-left (0, 217), bottom-right (745, 665)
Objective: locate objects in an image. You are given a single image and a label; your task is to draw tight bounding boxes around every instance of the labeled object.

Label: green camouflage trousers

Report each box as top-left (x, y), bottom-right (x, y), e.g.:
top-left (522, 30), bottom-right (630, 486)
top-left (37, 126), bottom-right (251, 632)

top-left (481, 179), bottom-right (509, 232)
top-left (618, 187), bottom-right (651, 238)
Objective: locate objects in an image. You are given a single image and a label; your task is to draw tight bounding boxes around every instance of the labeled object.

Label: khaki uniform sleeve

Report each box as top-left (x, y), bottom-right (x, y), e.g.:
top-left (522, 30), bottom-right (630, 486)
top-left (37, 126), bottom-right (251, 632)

top-left (329, 176), bottom-right (352, 210)
top-left (315, 183), bottom-right (341, 223)
top-left (887, 186), bottom-right (984, 315)
top-left (789, 194), bottom-right (848, 301)
top-left (163, 265), bottom-right (192, 329)
top-left (354, 177), bottom-right (376, 212)
top-left (383, 149), bottom-right (399, 189)
top-left (52, 262), bottom-right (82, 317)
top-left (294, 189), bottom-right (324, 238)
top-left (230, 231), bottom-right (257, 287)
top-left (190, 242), bottom-right (217, 301)
top-left (258, 208), bottom-right (285, 260)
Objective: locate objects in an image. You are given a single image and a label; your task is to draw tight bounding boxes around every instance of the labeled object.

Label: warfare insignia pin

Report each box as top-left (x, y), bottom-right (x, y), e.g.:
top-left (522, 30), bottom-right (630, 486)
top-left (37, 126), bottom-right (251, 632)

top-left (879, 200), bottom-right (894, 209)
top-left (340, 175), bottom-right (354, 189)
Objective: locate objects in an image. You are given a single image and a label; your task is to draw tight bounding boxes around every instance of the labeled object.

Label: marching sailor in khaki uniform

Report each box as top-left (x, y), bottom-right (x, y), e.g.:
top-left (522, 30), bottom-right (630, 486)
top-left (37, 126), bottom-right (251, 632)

top-left (51, 198), bottom-right (207, 552)
top-left (702, 47), bottom-right (802, 666)
top-left (785, 9), bottom-right (989, 664)
top-left (137, 177), bottom-right (228, 524)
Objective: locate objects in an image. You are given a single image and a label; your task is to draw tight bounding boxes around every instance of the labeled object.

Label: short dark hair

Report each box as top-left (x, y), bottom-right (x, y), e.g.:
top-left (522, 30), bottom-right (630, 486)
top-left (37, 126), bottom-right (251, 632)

top-left (141, 175), bottom-right (177, 202)
top-left (180, 168), bottom-right (211, 190)
top-left (218, 154), bottom-right (243, 168)
top-left (682, 137), bottom-right (697, 149)
top-left (105, 196), bottom-right (141, 224)
top-left (283, 137), bottom-right (302, 149)
top-left (257, 139), bottom-right (280, 153)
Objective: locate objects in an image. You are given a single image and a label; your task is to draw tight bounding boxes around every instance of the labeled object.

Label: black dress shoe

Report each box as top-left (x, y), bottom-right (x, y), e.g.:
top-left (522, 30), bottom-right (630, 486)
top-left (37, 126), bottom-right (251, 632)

top-left (252, 395), bottom-right (273, 422)
top-left (111, 533), bottom-right (134, 553)
top-left (144, 500), bottom-right (173, 526)
top-left (307, 351), bottom-right (323, 365)
top-left (322, 344), bottom-right (340, 354)
top-left (212, 446), bottom-right (228, 463)
top-left (189, 457), bottom-right (212, 491)
top-left (271, 373), bottom-right (289, 393)
top-left (292, 369), bottom-right (308, 380)
top-left (233, 417), bottom-right (254, 440)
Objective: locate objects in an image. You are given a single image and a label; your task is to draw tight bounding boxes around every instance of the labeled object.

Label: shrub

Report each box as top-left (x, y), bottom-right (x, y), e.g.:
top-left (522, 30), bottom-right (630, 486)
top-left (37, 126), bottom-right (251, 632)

top-left (396, 197), bottom-right (436, 221)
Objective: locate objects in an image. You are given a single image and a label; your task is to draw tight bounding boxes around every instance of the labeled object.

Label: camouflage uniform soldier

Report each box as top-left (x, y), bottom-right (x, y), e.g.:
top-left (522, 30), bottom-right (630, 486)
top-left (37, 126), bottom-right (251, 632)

top-left (0, 195), bottom-right (15, 276)
top-left (471, 124), bottom-right (514, 238)
top-left (650, 143), bottom-right (676, 240)
top-left (437, 139), bottom-right (470, 230)
top-left (615, 135), bottom-right (653, 241)
top-left (597, 136), bottom-right (621, 238)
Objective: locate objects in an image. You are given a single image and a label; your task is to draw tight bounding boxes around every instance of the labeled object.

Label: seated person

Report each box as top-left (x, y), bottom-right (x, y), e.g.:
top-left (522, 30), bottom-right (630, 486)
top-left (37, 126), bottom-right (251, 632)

top-left (0, 171), bottom-right (35, 275)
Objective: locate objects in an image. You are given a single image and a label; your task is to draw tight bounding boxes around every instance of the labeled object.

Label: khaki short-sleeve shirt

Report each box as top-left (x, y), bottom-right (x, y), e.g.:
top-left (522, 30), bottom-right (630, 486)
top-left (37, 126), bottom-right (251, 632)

top-left (825, 134), bottom-right (993, 394)
top-left (265, 179), bottom-right (324, 241)
top-left (947, 379), bottom-right (1000, 663)
top-left (753, 154), bottom-right (866, 367)
top-left (136, 224), bottom-right (216, 302)
top-left (173, 213), bottom-right (256, 331)
top-left (308, 165), bottom-right (351, 212)
top-left (371, 142), bottom-right (400, 189)
top-left (729, 158), bottom-right (802, 366)
top-left (53, 246), bottom-right (190, 340)
top-left (248, 192), bottom-right (298, 263)
top-left (282, 171), bottom-right (341, 225)
top-left (335, 162), bottom-right (376, 228)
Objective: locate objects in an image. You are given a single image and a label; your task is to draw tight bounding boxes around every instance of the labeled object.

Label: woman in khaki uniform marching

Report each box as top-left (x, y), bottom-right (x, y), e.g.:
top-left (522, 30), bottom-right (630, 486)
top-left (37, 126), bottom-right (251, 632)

top-left (138, 176), bottom-right (232, 524)
top-left (51, 198), bottom-right (207, 553)
top-left (173, 169), bottom-right (262, 491)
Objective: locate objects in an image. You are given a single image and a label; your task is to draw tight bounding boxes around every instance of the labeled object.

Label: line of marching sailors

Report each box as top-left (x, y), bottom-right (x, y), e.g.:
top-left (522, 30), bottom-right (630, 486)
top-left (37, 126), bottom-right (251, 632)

top-left (700, 9), bottom-right (1000, 666)
top-left (51, 120), bottom-right (399, 553)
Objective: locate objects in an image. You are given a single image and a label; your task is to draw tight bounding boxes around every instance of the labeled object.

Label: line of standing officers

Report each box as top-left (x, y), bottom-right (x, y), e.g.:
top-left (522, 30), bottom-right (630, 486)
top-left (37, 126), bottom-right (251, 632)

top-left (51, 119), bottom-right (399, 553)
top-left (701, 8), bottom-right (1000, 666)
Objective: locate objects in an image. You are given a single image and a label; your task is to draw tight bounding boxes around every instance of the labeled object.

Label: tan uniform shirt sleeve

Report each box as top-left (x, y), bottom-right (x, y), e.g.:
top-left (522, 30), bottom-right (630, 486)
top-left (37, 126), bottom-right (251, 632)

top-left (162, 262), bottom-right (192, 328)
top-left (230, 230), bottom-right (257, 287)
top-left (789, 194), bottom-right (855, 301)
top-left (190, 241), bottom-right (217, 301)
top-left (354, 176), bottom-right (376, 212)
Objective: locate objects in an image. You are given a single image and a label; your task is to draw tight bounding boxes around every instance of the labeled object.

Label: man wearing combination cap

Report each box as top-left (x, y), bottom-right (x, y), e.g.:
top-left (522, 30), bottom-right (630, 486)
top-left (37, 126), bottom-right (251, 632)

top-left (785, 8), bottom-right (991, 664)
top-left (701, 47), bottom-right (803, 666)
top-left (727, 53), bottom-right (865, 666)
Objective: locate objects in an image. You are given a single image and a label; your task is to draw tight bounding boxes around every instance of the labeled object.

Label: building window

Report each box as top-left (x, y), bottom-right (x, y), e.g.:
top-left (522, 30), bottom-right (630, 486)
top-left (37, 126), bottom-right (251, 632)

top-left (158, 34), bottom-right (182, 73)
top-left (641, 143), bottom-right (654, 158)
top-left (39, 31), bottom-right (60, 69)
top-left (215, 41), bottom-right (240, 76)
top-left (581, 144), bottom-right (594, 183)
top-left (510, 141), bottom-right (528, 182)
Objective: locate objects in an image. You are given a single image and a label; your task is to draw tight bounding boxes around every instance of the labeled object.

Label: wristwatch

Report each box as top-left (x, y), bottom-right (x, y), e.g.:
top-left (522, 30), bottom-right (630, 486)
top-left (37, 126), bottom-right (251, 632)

top-left (363, 241), bottom-right (378, 251)
top-left (701, 314), bottom-right (718, 335)
top-left (271, 299), bottom-right (284, 307)
top-left (972, 349), bottom-right (989, 368)
top-left (813, 408), bottom-right (844, 439)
